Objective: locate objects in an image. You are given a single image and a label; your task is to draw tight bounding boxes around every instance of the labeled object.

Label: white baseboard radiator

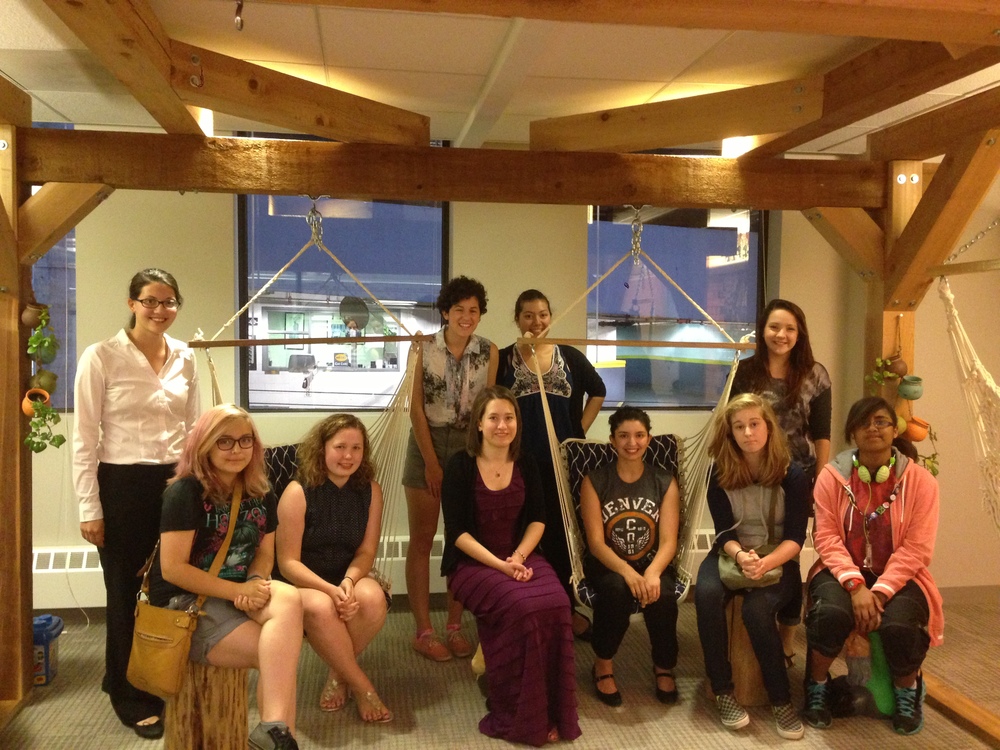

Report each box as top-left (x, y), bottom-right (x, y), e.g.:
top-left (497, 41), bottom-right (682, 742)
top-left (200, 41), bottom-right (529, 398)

top-left (33, 533), bottom-right (814, 609)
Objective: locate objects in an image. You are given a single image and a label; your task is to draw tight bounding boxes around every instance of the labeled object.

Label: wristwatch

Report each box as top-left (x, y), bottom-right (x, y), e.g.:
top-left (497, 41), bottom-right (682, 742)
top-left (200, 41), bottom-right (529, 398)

top-left (843, 578), bottom-right (863, 592)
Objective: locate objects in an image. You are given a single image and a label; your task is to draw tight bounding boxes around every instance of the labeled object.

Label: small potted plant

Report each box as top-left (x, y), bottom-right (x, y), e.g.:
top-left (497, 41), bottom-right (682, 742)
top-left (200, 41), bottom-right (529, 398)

top-left (865, 357), bottom-right (900, 395)
top-left (26, 306), bottom-right (59, 365)
top-left (24, 400), bottom-right (67, 453)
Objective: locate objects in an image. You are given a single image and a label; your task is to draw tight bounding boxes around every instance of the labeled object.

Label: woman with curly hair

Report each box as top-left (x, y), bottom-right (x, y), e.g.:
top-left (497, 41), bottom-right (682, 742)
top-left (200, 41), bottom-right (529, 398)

top-left (403, 275), bottom-right (499, 661)
top-left (277, 414), bottom-right (391, 723)
top-left (147, 404), bottom-right (303, 750)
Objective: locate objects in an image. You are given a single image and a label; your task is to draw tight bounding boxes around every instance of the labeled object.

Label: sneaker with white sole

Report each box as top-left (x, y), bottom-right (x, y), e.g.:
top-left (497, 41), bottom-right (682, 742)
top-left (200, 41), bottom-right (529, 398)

top-left (716, 692), bottom-right (750, 730)
top-left (773, 703), bottom-right (805, 740)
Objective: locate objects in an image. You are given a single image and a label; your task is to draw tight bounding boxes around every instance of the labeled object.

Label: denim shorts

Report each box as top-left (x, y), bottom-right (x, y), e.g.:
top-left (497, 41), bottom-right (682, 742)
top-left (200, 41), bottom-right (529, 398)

top-left (167, 594), bottom-right (249, 664)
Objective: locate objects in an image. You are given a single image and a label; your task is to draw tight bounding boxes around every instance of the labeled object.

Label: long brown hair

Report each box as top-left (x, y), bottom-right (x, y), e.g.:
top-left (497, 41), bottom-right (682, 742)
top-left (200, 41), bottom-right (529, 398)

top-left (296, 413), bottom-right (375, 489)
top-left (466, 385), bottom-right (522, 460)
top-left (740, 299), bottom-right (816, 401)
top-left (708, 393), bottom-right (790, 489)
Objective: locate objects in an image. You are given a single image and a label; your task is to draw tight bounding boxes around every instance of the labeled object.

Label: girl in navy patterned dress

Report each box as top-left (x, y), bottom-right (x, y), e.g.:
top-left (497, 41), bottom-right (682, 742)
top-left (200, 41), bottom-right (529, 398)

top-left (277, 414), bottom-right (392, 723)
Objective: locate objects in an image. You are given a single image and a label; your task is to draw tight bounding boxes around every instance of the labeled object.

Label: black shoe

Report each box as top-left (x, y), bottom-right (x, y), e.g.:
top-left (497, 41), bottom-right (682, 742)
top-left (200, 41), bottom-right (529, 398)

top-left (803, 678), bottom-right (833, 729)
top-left (133, 718), bottom-right (164, 740)
top-left (572, 610), bottom-right (593, 642)
top-left (249, 721), bottom-right (299, 750)
top-left (592, 666), bottom-right (622, 707)
top-left (892, 674), bottom-right (926, 735)
top-left (654, 669), bottom-right (678, 704)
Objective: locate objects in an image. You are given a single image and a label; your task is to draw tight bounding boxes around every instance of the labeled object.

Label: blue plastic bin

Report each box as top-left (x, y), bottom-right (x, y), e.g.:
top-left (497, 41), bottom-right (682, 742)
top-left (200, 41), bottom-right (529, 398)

top-left (33, 614), bottom-right (64, 686)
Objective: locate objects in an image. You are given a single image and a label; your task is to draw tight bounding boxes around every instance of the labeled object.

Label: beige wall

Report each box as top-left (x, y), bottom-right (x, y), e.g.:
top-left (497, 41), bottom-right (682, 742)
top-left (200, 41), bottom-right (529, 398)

top-left (32, 195), bottom-right (1000, 590)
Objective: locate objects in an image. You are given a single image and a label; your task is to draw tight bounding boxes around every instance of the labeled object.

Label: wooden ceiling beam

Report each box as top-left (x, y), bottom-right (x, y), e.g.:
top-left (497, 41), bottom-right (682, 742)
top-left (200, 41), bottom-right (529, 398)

top-left (802, 206), bottom-right (884, 277)
top-left (530, 77), bottom-right (823, 153)
top-left (17, 183), bottom-right (114, 265)
top-left (263, 1), bottom-right (1000, 46)
top-left (868, 84), bottom-right (1000, 161)
top-left (17, 128), bottom-right (886, 209)
top-left (169, 41), bottom-right (429, 146)
top-left (885, 130), bottom-right (1000, 309)
top-left (744, 41), bottom-right (1000, 158)
top-left (40, 0), bottom-right (201, 134)
top-left (0, 76), bottom-right (31, 129)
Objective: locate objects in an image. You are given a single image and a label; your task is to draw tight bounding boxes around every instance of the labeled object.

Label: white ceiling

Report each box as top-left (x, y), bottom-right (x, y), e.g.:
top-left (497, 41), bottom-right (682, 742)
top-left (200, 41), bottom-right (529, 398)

top-left (2, 0), bottom-right (1000, 238)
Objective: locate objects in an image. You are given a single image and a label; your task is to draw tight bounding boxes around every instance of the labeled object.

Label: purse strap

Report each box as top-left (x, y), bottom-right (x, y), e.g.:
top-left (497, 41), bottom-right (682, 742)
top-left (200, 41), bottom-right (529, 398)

top-left (138, 480), bottom-right (244, 610)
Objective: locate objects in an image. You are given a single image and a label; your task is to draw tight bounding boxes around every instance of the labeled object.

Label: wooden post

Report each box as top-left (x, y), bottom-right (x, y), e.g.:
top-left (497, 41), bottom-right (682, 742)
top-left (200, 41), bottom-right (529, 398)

top-left (165, 663), bottom-right (249, 750)
top-left (0, 74), bottom-right (34, 728)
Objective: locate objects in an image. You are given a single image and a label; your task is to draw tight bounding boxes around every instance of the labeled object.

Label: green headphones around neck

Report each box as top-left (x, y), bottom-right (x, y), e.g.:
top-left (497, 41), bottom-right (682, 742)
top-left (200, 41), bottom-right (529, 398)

top-left (854, 453), bottom-right (895, 484)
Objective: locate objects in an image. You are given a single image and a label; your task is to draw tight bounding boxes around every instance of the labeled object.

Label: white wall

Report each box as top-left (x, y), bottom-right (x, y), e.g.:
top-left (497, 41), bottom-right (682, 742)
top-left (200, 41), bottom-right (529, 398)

top-left (33, 195), bottom-right (1000, 591)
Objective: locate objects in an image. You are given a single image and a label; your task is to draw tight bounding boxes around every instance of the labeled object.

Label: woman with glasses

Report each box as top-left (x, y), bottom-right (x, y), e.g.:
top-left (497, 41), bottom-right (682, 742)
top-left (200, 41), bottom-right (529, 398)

top-left (73, 268), bottom-right (199, 739)
top-left (148, 405), bottom-right (303, 750)
top-left (802, 397), bottom-right (943, 737)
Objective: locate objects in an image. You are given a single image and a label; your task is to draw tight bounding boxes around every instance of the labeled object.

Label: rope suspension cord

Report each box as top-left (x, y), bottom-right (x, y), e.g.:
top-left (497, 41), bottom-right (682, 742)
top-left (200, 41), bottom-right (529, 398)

top-left (192, 199), bottom-right (431, 404)
top-left (522, 204), bottom-right (752, 599)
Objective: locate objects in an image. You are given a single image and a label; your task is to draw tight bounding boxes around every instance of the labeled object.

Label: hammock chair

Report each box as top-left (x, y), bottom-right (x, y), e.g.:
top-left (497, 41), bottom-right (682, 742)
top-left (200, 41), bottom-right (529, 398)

top-left (524, 212), bottom-right (753, 605)
top-left (190, 201), bottom-right (429, 592)
top-left (938, 276), bottom-right (1000, 535)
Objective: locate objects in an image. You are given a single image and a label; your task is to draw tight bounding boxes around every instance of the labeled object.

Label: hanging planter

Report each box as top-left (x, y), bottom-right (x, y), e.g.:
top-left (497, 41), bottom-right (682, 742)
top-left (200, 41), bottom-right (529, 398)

top-left (22, 388), bottom-right (50, 417)
top-left (903, 416), bottom-right (930, 442)
top-left (897, 375), bottom-right (924, 401)
top-left (21, 303), bottom-right (48, 329)
top-left (885, 354), bottom-right (908, 378)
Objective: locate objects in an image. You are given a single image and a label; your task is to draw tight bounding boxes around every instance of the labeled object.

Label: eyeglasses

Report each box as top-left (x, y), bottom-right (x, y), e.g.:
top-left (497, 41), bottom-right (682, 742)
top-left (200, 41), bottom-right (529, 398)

top-left (862, 418), bottom-right (894, 430)
top-left (133, 297), bottom-right (179, 310)
top-left (215, 435), bottom-right (255, 451)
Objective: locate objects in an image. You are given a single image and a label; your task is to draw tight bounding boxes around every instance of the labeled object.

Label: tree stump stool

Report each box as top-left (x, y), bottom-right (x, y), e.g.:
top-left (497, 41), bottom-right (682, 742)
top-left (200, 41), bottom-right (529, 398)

top-left (165, 662), bottom-right (248, 750)
top-left (727, 594), bottom-right (770, 707)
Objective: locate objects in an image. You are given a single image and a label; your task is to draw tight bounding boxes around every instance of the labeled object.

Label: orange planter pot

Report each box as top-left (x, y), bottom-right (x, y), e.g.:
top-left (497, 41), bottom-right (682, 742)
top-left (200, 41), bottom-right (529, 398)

top-left (903, 416), bottom-right (929, 442)
top-left (22, 388), bottom-right (51, 416)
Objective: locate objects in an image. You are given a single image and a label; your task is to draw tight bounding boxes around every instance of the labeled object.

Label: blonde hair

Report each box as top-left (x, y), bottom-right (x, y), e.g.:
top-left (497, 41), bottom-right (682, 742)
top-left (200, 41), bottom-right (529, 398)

top-left (169, 404), bottom-right (270, 503)
top-left (295, 414), bottom-right (375, 489)
top-left (708, 393), bottom-right (790, 489)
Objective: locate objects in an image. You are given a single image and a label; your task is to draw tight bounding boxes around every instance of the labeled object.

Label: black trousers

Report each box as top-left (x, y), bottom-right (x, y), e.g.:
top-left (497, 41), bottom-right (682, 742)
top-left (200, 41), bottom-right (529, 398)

top-left (96, 462), bottom-right (175, 725)
top-left (585, 556), bottom-right (679, 669)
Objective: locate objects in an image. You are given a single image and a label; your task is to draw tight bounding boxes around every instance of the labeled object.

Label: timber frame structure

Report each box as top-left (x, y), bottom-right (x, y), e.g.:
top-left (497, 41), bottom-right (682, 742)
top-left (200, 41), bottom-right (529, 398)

top-left (2, 0), bottom-right (1000, 737)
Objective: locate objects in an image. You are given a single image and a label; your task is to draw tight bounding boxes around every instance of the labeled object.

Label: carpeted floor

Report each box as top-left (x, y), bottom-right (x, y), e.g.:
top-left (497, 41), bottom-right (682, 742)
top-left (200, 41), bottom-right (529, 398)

top-left (3, 587), bottom-right (997, 749)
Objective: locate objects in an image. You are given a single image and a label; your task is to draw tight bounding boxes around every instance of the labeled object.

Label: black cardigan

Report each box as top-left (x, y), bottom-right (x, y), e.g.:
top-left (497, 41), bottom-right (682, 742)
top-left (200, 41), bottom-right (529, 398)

top-left (439, 451), bottom-right (546, 576)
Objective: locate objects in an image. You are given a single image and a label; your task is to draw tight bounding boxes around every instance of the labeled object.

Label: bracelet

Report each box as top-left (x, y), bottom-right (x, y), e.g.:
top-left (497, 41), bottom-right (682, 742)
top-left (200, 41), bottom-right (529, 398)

top-left (513, 549), bottom-right (525, 561)
top-left (246, 574), bottom-right (263, 581)
top-left (734, 550), bottom-right (744, 564)
top-left (342, 576), bottom-right (355, 586)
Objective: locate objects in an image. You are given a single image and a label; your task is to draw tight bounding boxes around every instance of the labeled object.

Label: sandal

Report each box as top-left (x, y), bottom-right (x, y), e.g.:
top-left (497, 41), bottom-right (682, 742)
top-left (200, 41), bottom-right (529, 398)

top-left (319, 675), bottom-right (349, 712)
top-left (547, 726), bottom-right (560, 743)
top-left (654, 668), bottom-right (678, 704)
top-left (356, 690), bottom-right (393, 723)
top-left (592, 665), bottom-right (622, 707)
top-left (445, 625), bottom-right (475, 658)
top-left (784, 652), bottom-right (796, 669)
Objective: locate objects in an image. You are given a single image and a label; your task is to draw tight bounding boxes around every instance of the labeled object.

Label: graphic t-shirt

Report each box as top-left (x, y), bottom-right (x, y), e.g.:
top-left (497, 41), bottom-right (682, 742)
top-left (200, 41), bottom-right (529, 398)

top-left (148, 476), bottom-right (277, 605)
top-left (586, 462), bottom-right (674, 573)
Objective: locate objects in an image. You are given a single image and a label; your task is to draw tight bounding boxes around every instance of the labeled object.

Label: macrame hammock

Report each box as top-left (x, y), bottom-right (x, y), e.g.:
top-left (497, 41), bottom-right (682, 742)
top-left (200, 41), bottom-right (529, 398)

top-left (936, 219), bottom-right (1000, 536)
top-left (189, 202), bottom-right (430, 590)
top-left (523, 211), bottom-right (753, 605)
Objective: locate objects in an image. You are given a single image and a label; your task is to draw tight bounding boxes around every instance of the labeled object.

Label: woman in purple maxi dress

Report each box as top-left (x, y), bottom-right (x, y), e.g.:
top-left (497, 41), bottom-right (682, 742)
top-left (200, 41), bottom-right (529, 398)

top-left (441, 386), bottom-right (581, 746)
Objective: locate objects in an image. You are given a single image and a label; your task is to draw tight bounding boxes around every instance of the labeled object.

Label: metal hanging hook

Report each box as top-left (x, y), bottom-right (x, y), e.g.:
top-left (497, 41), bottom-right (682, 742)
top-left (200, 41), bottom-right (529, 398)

top-left (234, 0), bottom-right (244, 31)
top-left (304, 195), bottom-right (330, 244)
top-left (627, 204), bottom-right (645, 265)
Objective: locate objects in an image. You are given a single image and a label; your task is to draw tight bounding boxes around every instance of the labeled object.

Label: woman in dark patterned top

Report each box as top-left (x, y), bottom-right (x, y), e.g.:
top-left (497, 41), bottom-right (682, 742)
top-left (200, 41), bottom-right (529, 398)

top-left (731, 298), bottom-right (831, 655)
top-left (277, 414), bottom-right (391, 723)
top-left (150, 404), bottom-right (303, 750)
top-left (498, 289), bottom-right (606, 637)
top-left (579, 406), bottom-right (680, 707)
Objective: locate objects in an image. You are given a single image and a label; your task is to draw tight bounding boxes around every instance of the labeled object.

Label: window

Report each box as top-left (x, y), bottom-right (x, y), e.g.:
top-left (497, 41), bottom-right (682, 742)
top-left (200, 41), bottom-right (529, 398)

top-left (239, 193), bottom-right (447, 410)
top-left (586, 206), bottom-right (763, 409)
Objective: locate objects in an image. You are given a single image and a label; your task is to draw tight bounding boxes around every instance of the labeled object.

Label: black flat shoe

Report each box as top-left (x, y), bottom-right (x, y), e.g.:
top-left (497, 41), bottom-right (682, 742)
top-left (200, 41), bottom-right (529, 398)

top-left (654, 669), bottom-right (679, 705)
top-left (134, 718), bottom-right (164, 740)
top-left (592, 666), bottom-right (622, 707)
top-left (572, 610), bottom-right (593, 642)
